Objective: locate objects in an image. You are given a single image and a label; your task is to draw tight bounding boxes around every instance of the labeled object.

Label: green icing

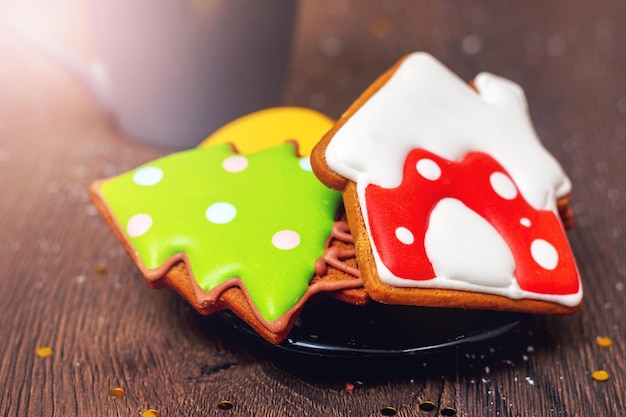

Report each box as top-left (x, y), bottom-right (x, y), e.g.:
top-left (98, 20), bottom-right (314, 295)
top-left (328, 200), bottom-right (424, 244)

top-left (101, 144), bottom-right (341, 322)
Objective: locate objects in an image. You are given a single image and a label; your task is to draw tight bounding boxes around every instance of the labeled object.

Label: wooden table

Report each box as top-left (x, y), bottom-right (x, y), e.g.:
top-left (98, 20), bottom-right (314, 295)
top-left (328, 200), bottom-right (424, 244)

top-left (1, 1), bottom-right (624, 415)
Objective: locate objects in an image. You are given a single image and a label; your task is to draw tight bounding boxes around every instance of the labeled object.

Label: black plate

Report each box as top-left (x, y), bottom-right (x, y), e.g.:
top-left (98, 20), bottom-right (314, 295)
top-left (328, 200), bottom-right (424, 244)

top-left (221, 298), bottom-right (524, 357)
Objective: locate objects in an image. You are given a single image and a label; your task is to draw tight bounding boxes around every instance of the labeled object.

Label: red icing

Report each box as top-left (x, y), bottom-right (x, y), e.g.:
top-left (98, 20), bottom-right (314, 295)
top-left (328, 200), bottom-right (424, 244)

top-left (365, 149), bottom-right (579, 296)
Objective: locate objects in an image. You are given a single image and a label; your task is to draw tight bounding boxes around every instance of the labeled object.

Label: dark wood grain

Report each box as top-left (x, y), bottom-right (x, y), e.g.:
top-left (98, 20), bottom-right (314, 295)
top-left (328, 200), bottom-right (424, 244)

top-left (1, 1), bottom-right (624, 416)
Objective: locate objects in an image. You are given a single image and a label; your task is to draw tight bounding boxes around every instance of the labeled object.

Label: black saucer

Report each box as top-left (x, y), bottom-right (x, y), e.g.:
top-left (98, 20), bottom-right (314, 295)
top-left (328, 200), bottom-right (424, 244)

top-left (221, 298), bottom-right (524, 357)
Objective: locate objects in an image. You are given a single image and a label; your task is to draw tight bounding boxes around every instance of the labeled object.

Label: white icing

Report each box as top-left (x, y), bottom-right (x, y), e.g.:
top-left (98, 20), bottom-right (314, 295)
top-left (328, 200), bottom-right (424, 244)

top-left (425, 198), bottom-right (516, 288)
top-left (205, 202), bottom-right (237, 224)
top-left (222, 155), bottom-right (249, 173)
top-left (325, 52), bottom-right (571, 210)
top-left (133, 166), bottom-right (163, 186)
top-left (362, 180), bottom-right (582, 307)
top-left (395, 226), bottom-right (415, 245)
top-left (490, 172), bottom-right (518, 200)
top-left (416, 158), bottom-right (441, 180)
top-left (271, 230), bottom-right (301, 250)
top-left (299, 157), bottom-right (313, 171)
top-left (335, 53), bottom-right (581, 305)
top-left (530, 238), bottom-right (559, 270)
top-left (377, 267), bottom-right (583, 307)
top-left (127, 213), bottom-right (153, 237)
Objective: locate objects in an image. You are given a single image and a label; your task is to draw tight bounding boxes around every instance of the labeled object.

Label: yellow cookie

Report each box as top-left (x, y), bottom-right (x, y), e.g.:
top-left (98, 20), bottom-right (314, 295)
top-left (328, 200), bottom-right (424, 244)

top-left (199, 107), bottom-right (334, 156)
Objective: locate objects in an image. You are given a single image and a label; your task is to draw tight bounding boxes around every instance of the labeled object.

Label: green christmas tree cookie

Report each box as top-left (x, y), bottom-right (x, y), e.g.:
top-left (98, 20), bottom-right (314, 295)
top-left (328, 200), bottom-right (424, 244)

top-left (95, 143), bottom-right (342, 323)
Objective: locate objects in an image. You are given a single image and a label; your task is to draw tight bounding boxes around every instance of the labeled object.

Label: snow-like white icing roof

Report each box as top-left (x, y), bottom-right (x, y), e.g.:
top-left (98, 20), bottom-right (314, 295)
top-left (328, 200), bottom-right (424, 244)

top-left (325, 52), bottom-right (571, 210)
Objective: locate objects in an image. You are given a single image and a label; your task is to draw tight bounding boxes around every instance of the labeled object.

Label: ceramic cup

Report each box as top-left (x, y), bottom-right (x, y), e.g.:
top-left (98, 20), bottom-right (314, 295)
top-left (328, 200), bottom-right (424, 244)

top-left (87, 0), bottom-right (299, 148)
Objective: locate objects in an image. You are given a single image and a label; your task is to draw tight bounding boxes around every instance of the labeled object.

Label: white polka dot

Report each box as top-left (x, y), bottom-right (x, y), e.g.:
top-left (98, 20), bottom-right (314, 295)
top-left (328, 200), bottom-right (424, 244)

top-left (520, 218), bottom-right (532, 227)
top-left (531, 239), bottom-right (559, 270)
top-left (490, 172), bottom-right (518, 200)
top-left (416, 158), bottom-right (441, 181)
top-left (272, 230), bottom-right (300, 250)
top-left (222, 155), bottom-right (248, 172)
top-left (299, 157), bottom-right (312, 171)
top-left (395, 226), bottom-right (415, 245)
top-left (133, 167), bottom-right (163, 186)
top-left (206, 202), bottom-right (236, 224)
top-left (127, 213), bottom-right (152, 237)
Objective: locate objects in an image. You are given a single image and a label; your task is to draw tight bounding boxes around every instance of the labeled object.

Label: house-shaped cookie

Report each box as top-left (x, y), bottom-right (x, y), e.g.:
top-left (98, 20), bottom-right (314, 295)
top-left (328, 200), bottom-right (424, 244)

top-left (311, 52), bottom-right (582, 314)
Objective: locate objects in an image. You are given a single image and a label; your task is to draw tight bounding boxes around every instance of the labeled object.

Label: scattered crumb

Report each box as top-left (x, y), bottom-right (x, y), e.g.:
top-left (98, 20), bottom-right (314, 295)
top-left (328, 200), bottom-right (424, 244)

top-left (596, 336), bottom-right (613, 348)
top-left (617, 97), bottom-right (626, 115)
top-left (108, 387), bottom-right (125, 398)
top-left (0, 149), bottom-right (11, 163)
top-left (591, 370), bottom-right (610, 382)
top-left (461, 34), bottom-right (483, 55)
top-left (36, 347), bottom-right (53, 358)
top-left (85, 205), bottom-right (99, 216)
top-left (319, 36), bottom-right (343, 57)
top-left (525, 376), bottom-right (535, 386)
top-left (546, 36), bottom-right (567, 56)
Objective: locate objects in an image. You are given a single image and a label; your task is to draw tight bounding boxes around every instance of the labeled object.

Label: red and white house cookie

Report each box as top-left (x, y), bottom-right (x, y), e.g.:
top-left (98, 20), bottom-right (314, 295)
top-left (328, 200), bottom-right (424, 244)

top-left (311, 52), bottom-right (582, 314)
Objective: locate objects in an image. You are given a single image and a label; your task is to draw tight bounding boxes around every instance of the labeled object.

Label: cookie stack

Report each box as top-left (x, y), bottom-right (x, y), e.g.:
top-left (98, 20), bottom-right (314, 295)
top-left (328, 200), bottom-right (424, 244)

top-left (89, 53), bottom-right (582, 344)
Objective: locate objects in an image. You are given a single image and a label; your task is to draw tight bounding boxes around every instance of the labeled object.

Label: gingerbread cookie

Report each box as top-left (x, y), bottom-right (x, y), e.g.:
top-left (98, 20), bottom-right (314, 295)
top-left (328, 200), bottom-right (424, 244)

top-left (199, 106), bottom-right (334, 156)
top-left (311, 213), bottom-right (370, 306)
top-left (311, 52), bottom-right (582, 314)
top-left (201, 107), bottom-right (369, 306)
top-left (89, 139), bottom-right (366, 344)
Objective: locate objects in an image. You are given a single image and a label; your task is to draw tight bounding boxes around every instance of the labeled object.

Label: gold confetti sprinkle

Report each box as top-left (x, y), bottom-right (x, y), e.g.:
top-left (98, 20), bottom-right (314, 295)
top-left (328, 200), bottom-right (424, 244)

top-left (107, 387), bottom-right (125, 398)
top-left (370, 19), bottom-right (391, 39)
top-left (591, 370), bottom-right (610, 381)
top-left (93, 264), bottom-right (108, 275)
top-left (380, 406), bottom-right (397, 416)
top-left (441, 406), bottom-right (458, 416)
top-left (36, 347), bottom-right (53, 358)
top-left (596, 336), bottom-right (613, 347)
top-left (419, 401), bottom-right (436, 411)
top-left (141, 409), bottom-right (159, 417)
top-left (217, 400), bottom-right (234, 410)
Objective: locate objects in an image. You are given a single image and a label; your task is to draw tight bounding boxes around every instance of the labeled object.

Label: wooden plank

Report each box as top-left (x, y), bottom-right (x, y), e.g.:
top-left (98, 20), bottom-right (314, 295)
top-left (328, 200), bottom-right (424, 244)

top-left (1, 0), bottom-right (624, 416)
